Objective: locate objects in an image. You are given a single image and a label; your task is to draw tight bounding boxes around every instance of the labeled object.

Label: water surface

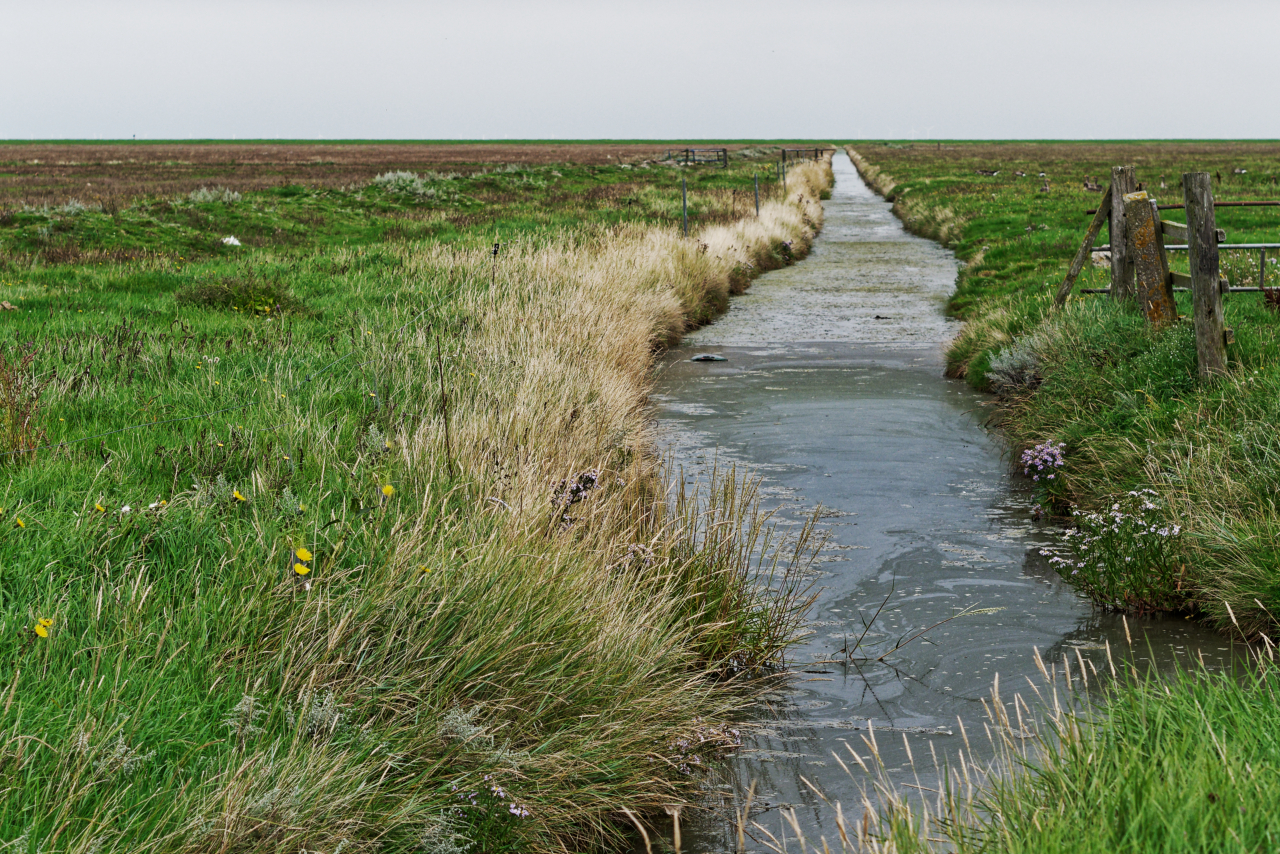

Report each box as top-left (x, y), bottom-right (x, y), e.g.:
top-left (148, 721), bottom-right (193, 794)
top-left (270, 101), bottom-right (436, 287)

top-left (655, 152), bottom-right (1241, 850)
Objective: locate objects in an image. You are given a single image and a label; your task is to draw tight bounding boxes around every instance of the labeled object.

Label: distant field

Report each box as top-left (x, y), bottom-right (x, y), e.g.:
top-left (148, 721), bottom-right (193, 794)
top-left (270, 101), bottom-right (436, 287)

top-left (0, 142), bottom-right (781, 207)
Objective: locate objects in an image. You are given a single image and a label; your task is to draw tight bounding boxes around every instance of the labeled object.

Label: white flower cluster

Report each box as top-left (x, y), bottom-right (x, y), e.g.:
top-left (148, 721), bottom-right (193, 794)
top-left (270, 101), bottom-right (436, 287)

top-left (1040, 489), bottom-right (1183, 611)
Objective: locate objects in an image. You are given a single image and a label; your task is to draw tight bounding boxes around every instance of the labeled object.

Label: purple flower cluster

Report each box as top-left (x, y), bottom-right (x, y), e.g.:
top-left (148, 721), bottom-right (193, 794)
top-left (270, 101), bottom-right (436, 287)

top-left (552, 468), bottom-right (600, 509)
top-left (625, 543), bottom-right (655, 567)
top-left (451, 776), bottom-right (532, 820)
top-left (552, 468), bottom-right (602, 525)
top-left (1021, 441), bottom-right (1066, 482)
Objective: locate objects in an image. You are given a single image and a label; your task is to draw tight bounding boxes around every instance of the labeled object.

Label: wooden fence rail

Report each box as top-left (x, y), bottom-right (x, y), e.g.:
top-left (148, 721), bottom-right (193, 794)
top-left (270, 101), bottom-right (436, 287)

top-left (780, 148), bottom-right (835, 162)
top-left (665, 148), bottom-right (729, 168)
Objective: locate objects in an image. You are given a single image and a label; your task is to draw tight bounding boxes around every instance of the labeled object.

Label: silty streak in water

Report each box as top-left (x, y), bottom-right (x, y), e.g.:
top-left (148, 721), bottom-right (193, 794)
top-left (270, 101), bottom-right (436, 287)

top-left (655, 152), bottom-right (1242, 850)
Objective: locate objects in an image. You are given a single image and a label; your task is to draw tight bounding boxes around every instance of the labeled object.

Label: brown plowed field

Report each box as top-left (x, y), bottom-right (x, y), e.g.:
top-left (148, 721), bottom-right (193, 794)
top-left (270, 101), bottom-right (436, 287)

top-left (0, 143), bottom-right (746, 207)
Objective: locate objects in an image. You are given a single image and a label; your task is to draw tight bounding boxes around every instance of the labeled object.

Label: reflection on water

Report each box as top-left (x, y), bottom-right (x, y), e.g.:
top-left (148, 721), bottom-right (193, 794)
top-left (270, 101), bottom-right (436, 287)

top-left (654, 153), bottom-right (1245, 851)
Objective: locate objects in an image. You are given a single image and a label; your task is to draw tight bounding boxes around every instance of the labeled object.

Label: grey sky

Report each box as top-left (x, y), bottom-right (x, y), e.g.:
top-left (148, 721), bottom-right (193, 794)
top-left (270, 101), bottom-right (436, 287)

top-left (7, 0), bottom-right (1279, 140)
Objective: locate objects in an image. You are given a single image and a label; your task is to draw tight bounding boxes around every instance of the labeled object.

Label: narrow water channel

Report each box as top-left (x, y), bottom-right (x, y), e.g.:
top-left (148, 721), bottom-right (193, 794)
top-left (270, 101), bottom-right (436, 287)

top-left (655, 152), bottom-right (1241, 850)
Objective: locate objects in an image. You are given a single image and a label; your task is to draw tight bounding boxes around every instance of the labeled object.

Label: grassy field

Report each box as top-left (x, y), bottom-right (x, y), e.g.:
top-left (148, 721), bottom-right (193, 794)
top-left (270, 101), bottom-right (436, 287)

top-left (0, 142), bottom-right (833, 853)
top-left (843, 141), bottom-right (1280, 854)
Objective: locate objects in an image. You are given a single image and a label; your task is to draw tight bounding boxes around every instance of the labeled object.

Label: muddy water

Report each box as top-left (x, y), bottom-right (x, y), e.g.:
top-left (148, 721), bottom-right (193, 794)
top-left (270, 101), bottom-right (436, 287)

top-left (655, 152), bottom-right (1242, 850)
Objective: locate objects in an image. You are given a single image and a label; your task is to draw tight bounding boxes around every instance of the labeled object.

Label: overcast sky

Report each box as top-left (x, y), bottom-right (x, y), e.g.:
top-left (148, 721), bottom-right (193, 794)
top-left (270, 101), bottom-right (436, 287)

top-left (6, 0), bottom-right (1278, 141)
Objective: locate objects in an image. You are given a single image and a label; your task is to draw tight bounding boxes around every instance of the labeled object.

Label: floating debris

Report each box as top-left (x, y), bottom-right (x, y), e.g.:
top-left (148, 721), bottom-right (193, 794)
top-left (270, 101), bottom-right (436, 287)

top-left (690, 354), bottom-right (727, 362)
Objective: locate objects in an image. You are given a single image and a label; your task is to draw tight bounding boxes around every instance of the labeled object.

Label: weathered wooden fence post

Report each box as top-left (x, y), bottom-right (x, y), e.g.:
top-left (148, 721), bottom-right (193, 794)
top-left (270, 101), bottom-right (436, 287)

top-left (681, 175), bottom-right (688, 237)
top-left (1184, 172), bottom-right (1227, 377)
top-left (1123, 191), bottom-right (1176, 325)
top-left (1110, 165), bottom-right (1137, 302)
top-left (754, 173), bottom-right (760, 217)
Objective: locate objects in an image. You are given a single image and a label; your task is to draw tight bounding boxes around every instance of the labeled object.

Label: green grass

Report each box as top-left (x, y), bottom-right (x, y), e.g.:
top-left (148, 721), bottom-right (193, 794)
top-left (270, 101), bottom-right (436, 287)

top-left (0, 149), bottom-right (827, 853)
top-left (878, 655), bottom-right (1280, 854)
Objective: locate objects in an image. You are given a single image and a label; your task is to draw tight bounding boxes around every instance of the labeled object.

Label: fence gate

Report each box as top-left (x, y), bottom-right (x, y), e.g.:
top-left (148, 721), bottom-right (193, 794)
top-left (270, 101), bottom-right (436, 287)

top-left (666, 148), bottom-right (728, 168)
top-left (1056, 168), bottom-right (1280, 379)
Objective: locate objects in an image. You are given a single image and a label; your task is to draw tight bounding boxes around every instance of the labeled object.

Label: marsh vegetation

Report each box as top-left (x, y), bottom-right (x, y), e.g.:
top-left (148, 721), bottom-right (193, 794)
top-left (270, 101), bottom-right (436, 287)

top-left (0, 143), bottom-right (833, 853)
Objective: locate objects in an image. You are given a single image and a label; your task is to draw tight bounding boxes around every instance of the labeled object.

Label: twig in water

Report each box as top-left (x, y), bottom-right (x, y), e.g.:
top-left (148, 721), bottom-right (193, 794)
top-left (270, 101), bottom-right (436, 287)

top-left (873, 604), bottom-right (983, 662)
top-left (842, 572), bottom-right (896, 661)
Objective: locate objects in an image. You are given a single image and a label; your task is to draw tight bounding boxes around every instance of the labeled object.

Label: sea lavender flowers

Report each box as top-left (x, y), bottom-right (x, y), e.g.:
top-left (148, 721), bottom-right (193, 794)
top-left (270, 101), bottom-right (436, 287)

top-left (1021, 441), bottom-right (1066, 481)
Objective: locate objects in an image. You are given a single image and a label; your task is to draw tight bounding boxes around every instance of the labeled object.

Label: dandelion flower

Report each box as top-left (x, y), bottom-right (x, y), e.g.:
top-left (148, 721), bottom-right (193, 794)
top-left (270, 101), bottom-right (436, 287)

top-left (293, 562), bottom-right (311, 576)
top-left (233, 490), bottom-right (247, 503)
top-left (94, 503), bottom-right (106, 513)
top-left (34, 619), bottom-right (51, 638)
top-left (419, 564), bottom-right (431, 574)
top-left (382, 485), bottom-right (395, 498)
top-left (295, 547), bottom-right (313, 562)
top-left (15, 518), bottom-right (25, 528)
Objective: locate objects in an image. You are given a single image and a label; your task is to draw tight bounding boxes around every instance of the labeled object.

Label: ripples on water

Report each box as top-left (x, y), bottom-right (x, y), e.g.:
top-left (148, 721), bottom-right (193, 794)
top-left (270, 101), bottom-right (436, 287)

top-left (654, 152), bottom-right (1243, 851)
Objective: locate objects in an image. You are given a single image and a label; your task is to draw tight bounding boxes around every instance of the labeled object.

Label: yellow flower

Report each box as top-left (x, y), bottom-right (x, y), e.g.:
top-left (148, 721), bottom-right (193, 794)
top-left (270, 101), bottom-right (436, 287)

top-left (233, 490), bottom-right (247, 503)
top-left (34, 624), bottom-right (48, 638)
top-left (39, 618), bottom-right (53, 627)
top-left (381, 485), bottom-right (395, 498)
top-left (15, 518), bottom-right (24, 528)
top-left (293, 562), bottom-right (311, 576)
top-left (419, 565), bottom-right (431, 574)
top-left (295, 547), bottom-right (314, 562)
top-left (94, 503), bottom-right (106, 512)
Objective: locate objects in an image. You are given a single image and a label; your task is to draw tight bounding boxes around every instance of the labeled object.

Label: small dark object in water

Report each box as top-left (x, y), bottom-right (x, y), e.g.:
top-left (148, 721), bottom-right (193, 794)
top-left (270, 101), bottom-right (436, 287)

top-left (690, 354), bottom-right (727, 362)
top-left (873, 315), bottom-right (891, 320)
